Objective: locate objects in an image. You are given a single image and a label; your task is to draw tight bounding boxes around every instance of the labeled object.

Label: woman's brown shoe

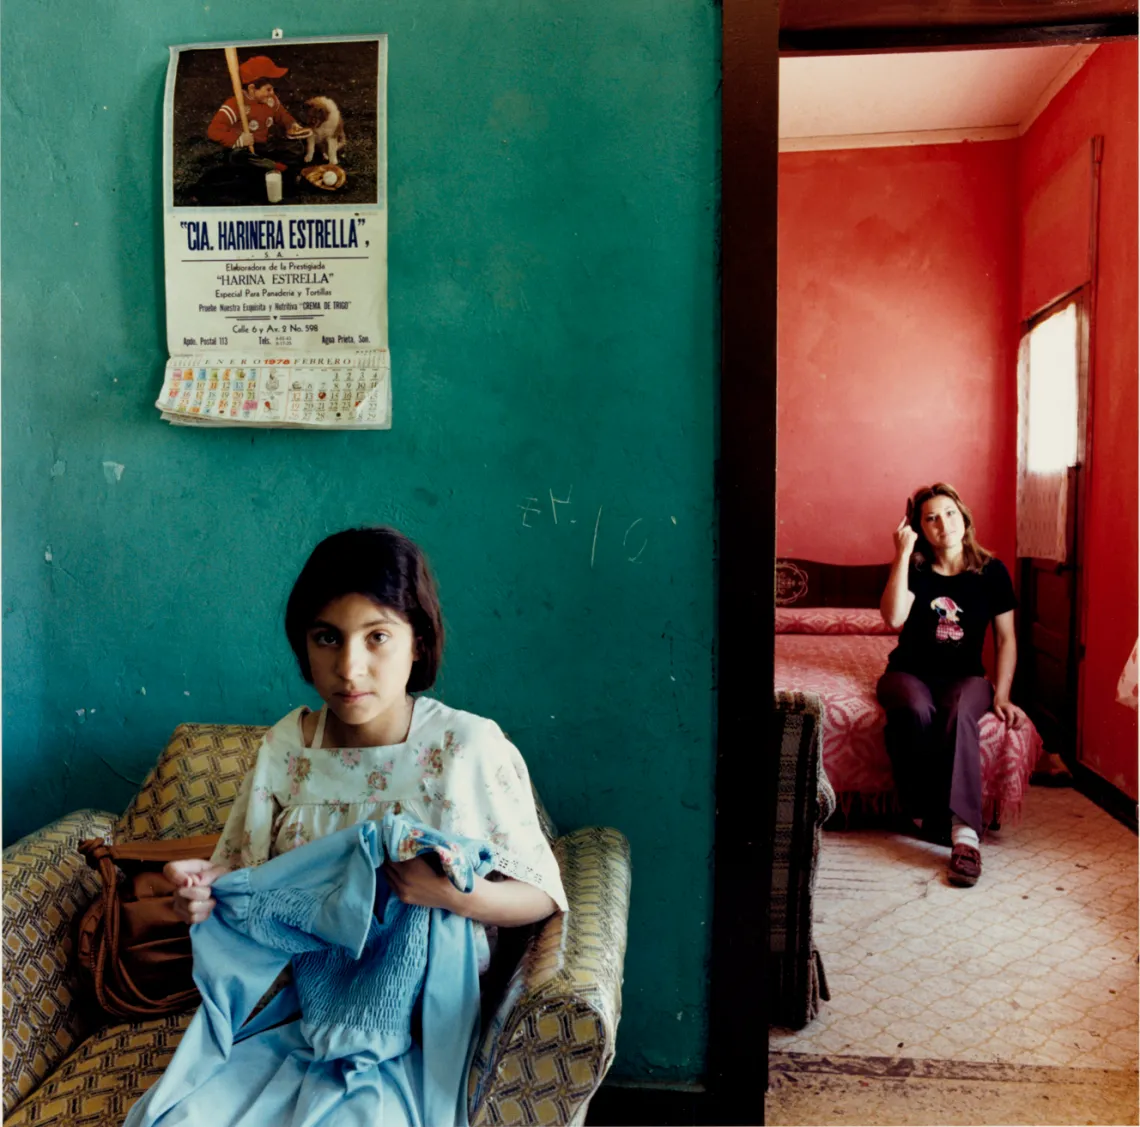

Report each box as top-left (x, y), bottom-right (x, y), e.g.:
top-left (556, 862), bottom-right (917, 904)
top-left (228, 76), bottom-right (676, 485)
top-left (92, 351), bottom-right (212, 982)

top-left (948, 843), bottom-right (982, 887)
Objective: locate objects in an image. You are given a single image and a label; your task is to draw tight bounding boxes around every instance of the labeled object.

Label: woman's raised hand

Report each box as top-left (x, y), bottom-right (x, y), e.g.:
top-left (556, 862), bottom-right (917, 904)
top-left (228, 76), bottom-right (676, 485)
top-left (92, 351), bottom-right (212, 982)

top-left (893, 516), bottom-right (918, 559)
top-left (165, 858), bottom-right (230, 926)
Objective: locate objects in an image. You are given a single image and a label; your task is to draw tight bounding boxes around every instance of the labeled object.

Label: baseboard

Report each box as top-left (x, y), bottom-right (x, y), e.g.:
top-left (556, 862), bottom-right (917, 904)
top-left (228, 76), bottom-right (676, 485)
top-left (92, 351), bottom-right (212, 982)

top-left (585, 1082), bottom-right (710, 1126)
top-left (1066, 759), bottom-right (1139, 833)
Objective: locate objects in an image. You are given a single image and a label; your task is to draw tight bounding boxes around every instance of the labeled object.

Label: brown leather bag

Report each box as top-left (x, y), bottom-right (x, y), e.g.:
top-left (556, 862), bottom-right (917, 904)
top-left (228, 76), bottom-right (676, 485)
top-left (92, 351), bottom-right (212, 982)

top-left (76, 834), bottom-right (220, 1021)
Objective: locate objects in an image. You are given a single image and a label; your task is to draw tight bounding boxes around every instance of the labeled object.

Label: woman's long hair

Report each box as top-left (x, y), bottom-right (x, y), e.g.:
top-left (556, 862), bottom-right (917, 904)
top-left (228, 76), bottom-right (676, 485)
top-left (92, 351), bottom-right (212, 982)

top-left (908, 482), bottom-right (993, 573)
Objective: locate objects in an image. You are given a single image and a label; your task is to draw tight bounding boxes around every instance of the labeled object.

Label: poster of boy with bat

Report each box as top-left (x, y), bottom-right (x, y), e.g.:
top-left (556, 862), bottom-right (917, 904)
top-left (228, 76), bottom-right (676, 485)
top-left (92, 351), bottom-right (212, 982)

top-left (208, 52), bottom-right (306, 152)
top-left (199, 51), bottom-right (312, 203)
top-left (170, 38), bottom-right (381, 208)
top-left (159, 35), bottom-right (390, 429)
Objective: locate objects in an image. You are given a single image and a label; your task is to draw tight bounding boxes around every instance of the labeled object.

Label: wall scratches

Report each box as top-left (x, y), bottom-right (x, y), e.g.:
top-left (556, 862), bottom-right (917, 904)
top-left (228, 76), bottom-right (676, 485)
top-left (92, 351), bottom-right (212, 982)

top-left (517, 496), bottom-right (540, 527)
top-left (550, 485), bottom-right (572, 524)
top-left (96, 754), bottom-right (144, 788)
top-left (623, 517), bottom-right (647, 563)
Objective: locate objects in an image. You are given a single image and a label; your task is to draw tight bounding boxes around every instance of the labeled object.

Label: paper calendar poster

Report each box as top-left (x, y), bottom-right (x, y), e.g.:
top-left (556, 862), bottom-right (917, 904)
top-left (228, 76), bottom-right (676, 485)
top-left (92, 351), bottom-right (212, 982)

top-left (159, 35), bottom-right (389, 428)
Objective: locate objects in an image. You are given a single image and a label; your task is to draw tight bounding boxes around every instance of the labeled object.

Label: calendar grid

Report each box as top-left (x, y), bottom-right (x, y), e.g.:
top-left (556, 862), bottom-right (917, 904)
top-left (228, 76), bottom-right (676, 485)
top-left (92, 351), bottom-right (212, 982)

top-left (156, 352), bottom-right (391, 429)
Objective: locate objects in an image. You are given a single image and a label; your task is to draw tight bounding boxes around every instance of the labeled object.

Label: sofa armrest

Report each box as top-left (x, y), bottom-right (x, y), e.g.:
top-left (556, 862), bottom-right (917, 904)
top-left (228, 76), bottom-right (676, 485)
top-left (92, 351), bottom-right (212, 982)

top-left (774, 690), bottom-right (836, 825)
top-left (469, 826), bottom-right (631, 1127)
top-left (2, 809), bottom-right (116, 1116)
top-left (770, 691), bottom-right (832, 1030)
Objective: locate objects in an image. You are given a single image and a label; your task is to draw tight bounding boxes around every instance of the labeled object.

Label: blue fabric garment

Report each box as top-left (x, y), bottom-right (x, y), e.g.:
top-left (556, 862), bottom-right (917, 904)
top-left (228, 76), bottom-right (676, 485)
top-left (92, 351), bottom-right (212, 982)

top-left (124, 813), bottom-right (494, 1127)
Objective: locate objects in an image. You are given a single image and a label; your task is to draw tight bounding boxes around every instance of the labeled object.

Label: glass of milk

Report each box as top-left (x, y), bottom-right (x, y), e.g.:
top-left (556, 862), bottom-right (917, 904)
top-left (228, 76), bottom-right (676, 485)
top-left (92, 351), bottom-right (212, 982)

top-left (265, 171), bottom-right (283, 204)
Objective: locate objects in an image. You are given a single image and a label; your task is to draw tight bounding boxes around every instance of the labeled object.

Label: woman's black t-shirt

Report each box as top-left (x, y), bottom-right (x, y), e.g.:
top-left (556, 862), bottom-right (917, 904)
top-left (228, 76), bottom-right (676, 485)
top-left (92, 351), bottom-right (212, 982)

top-left (886, 558), bottom-right (1017, 681)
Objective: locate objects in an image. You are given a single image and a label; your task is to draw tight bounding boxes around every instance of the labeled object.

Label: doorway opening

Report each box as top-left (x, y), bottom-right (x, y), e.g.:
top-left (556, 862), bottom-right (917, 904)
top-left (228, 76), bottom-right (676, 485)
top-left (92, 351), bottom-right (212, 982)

top-left (768, 36), bottom-right (1138, 1101)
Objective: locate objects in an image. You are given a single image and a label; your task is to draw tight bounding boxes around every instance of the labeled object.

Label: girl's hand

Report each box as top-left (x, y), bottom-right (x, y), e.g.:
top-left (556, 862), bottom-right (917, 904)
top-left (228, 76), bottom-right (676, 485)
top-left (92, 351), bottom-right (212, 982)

top-left (166, 858), bottom-right (230, 926)
top-left (383, 862), bottom-right (558, 926)
top-left (992, 696), bottom-right (1022, 728)
top-left (382, 858), bottom-right (460, 913)
top-left (893, 517), bottom-right (918, 559)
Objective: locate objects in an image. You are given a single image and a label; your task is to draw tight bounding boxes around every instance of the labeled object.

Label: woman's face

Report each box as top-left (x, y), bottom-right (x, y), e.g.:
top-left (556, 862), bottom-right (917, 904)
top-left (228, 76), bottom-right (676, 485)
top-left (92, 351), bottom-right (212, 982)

top-left (305, 593), bottom-right (417, 734)
top-left (918, 495), bottom-right (966, 552)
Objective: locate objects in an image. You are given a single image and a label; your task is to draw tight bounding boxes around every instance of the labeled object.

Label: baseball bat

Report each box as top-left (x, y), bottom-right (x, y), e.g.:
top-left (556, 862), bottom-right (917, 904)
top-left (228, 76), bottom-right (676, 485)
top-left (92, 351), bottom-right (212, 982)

top-left (223, 47), bottom-right (254, 153)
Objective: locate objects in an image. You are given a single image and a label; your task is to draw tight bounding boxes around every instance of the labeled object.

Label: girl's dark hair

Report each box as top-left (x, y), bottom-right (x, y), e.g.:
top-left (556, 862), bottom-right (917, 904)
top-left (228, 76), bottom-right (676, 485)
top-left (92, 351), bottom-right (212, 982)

top-left (285, 527), bottom-right (444, 691)
top-left (909, 482), bottom-right (994, 573)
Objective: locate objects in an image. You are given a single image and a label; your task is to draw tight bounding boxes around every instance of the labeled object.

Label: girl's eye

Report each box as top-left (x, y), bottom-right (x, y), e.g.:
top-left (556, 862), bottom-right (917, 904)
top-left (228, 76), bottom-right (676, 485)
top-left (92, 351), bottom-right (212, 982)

top-left (311, 630), bottom-right (339, 647)
top-left (372, 632), bottom-right (390, 644)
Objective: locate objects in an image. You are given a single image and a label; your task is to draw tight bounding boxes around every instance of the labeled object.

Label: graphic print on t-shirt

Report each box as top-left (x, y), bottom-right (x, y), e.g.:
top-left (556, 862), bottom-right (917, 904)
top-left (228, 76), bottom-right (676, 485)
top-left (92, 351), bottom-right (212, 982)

top-left (930, 596), bottom-right (965, 643)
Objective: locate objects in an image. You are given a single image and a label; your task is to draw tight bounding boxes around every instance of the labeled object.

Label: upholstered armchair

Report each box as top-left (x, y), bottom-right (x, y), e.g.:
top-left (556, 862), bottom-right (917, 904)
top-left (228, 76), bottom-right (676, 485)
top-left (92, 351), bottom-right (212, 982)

top-left (3, 723), bottom-right (631, 1126)
top-left (769, 691), bottom-right (835, 1030)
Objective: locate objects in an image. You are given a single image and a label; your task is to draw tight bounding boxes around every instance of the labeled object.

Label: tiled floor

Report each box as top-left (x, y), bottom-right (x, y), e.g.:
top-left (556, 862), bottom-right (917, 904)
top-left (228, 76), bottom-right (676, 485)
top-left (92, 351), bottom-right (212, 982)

top-left (770, 786), bottom-right (1139, 1071)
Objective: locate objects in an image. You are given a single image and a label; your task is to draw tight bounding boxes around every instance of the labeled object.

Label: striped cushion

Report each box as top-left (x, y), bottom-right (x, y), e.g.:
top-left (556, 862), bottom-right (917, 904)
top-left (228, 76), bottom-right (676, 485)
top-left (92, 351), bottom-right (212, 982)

top-left (769, 691), bottom-right (836, 1029)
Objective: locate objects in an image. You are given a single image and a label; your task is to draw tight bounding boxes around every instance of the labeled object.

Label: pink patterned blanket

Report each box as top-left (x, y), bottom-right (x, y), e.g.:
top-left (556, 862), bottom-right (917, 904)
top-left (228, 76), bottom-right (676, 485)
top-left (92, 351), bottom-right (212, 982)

top-left (774, 616), bottom-right (1041, 823)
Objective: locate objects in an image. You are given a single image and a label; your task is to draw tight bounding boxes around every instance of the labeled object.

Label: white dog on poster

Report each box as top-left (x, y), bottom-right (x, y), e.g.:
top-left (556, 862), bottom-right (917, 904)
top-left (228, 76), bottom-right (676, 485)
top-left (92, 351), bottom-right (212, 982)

top-left (301, 96), bottom-right (346, 166)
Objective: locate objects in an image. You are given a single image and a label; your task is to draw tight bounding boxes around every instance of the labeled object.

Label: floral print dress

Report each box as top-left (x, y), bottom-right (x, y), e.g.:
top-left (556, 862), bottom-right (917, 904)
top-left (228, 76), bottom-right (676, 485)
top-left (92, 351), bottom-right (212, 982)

top-left (211, 697), bottom-right (568, 964)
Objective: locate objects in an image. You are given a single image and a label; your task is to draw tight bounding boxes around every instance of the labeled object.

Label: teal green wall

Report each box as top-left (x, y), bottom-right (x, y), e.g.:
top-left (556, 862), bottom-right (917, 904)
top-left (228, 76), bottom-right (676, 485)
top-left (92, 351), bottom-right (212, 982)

top-left (2, 1), bottom-right (720, 1081)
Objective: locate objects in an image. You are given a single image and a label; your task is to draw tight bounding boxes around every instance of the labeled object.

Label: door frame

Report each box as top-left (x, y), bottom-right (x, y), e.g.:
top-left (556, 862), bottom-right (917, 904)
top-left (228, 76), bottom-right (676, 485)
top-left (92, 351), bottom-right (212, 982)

top-left (708, 1), bottom-right (781, 1122)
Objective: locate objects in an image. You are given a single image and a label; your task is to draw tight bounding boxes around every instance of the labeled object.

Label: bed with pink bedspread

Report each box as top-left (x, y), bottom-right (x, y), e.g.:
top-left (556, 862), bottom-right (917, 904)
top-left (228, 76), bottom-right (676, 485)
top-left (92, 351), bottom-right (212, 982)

top-left (774, 603), bottom-right (1043, 825)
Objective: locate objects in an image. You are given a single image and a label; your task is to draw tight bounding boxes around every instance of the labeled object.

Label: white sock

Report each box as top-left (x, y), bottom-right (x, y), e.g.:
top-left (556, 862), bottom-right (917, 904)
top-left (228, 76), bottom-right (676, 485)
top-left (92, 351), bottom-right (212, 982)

top-left (951, 822), bottom-right (979, 848)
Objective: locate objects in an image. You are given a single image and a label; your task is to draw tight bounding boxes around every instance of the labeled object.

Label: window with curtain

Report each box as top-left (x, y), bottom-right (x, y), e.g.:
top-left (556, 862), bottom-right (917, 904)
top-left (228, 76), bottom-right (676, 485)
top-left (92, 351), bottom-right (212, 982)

top-left (1016, 296), bottom-right (1083, 561)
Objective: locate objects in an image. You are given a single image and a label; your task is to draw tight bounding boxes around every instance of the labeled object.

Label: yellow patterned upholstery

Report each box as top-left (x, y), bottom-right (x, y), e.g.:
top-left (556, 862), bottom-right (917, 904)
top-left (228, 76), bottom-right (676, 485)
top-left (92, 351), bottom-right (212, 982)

top-left (469, 827), bottom-right (631, 1127)
top-left (4, 1014), bottom-right (193, 1127)
top-left (113, 723), bottom-right (265, 843)
top-left (2, 810), bottom-right (115, 1117)
top-left (4, 723), bottom-right (629, 1126)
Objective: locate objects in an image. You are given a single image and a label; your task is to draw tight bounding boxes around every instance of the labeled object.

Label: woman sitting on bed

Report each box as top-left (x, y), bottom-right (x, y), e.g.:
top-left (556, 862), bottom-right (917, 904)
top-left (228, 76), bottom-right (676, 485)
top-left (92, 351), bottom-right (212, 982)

top-left (877, 482), bottom-right (1020, 889)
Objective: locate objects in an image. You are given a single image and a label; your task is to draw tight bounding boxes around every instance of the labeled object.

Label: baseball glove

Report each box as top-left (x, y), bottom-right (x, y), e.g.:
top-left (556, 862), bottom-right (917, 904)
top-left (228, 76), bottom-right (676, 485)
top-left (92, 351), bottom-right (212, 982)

top-left (301, 164), bottom-right (347, 191)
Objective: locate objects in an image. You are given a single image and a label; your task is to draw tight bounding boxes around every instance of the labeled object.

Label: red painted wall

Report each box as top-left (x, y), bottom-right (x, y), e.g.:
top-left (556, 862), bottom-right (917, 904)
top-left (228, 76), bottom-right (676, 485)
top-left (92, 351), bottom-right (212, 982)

top-left (777, 142), bottom-right (1020, 569)
top-left (1020, 43), bottom-right (1139, 798)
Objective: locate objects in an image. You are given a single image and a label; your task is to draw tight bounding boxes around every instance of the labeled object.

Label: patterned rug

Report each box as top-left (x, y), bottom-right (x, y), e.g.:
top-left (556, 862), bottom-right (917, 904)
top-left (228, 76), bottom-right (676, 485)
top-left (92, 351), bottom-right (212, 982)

top-left (767, 1051), bottom-right (1139, 1126)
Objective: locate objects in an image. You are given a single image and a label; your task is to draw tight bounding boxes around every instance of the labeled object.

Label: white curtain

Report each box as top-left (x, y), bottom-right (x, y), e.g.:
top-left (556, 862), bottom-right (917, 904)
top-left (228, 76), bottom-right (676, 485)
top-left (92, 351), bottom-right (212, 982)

top-left (1016, 306), bottom-right (1079, 562)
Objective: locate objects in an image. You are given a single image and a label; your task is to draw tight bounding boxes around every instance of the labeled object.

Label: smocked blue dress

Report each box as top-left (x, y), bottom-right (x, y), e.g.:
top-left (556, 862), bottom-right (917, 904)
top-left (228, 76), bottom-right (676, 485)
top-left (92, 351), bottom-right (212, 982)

top-left (124, 814), bottom-right (494, 1127)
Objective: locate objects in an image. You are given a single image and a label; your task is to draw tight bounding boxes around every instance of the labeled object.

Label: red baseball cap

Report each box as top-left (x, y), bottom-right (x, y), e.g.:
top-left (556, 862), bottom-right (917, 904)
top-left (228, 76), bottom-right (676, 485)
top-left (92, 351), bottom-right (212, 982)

top-left (239, 55), bottom-right (288, 84)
